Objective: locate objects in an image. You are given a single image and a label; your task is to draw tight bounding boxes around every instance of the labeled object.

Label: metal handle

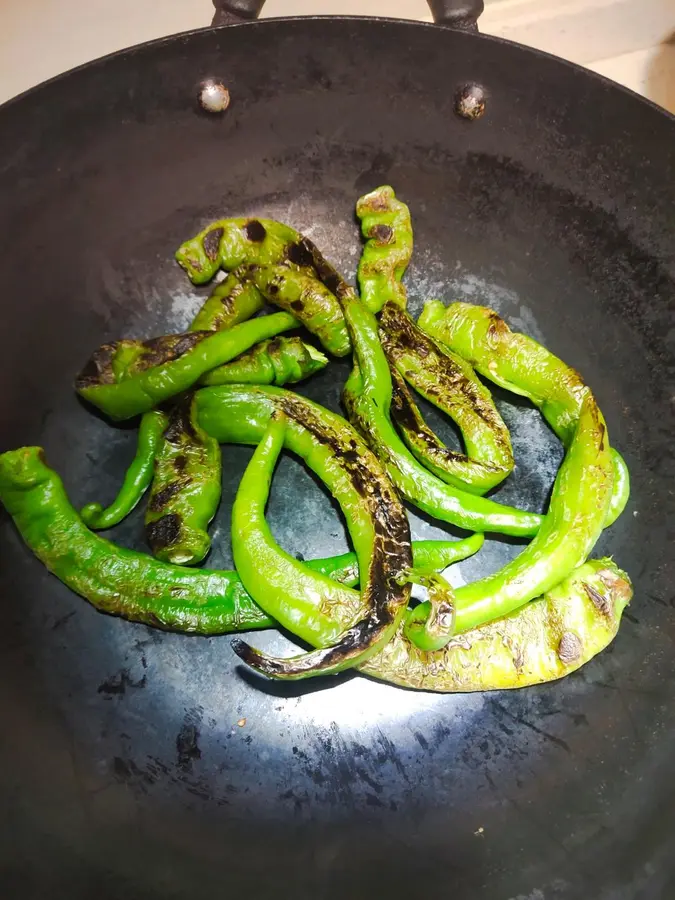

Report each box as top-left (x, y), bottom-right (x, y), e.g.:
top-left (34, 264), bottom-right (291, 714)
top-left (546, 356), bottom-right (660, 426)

top-left (212, 1), bottom-right (483, 31)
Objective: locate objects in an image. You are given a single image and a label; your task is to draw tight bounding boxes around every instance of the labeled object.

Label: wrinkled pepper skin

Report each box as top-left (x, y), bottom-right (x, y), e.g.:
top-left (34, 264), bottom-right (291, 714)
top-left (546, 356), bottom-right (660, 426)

top-left (356, 185), bottom-right (413, 312)
top-left (380, 301), bottom-right (514, 494)
top-left (419, 299), bottom-right (630, 526)
top-left (145, 395), bottom-right (221, 566)
top-left (200, 337), bottom-right (328, 387)
top-left (189, 272), bottom-right (265, 332)
top-left (80, 410), bottom-right (168, 529)
top-left (195, 384), bottom-right (413, 680)
top-left (361, 559), bottom-right (631, 691)
top-left (75, 311), bottom-right (296, 420)
top-left (176, 217), bottom-right (302, 285)
top-left (239, 264), bottom-right (351, 357)
top-left (334, 284), bottom-right (542, 536)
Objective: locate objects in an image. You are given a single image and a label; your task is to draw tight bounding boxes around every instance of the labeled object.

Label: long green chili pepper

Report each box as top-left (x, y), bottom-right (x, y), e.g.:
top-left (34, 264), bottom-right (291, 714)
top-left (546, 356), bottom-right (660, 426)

top-left (80, 410), bottom-right (168, 529)
top-left (189, 272), bottom-right (265, 333)
top-left (0, 450), bottom-right (626, 692)
top-left (232, 413), bottom-right (364, 646)
top-left (402, 571), bottom-right (456, 652)
top-left (418, 300), bottom-right (630, 527)
top-left (200, 336), bottom-right (328, 387)
top-left (197, 384), bottom-right (414, 680)
top-left (0, 447), bottom-right (477, 634)
top-left (380, 301), bottom-right (514, 494)
top-left (361, 558), bottom-right (632, 691)
top-left (238, 264), bottom-right (351, 357)
top-left (144, 395), bottom-right (221, 565)
top-left (176, 217), bottom-right (303, 285)
top-left (328, 280), bottom-right (542, 536)
top-left (355, 185), bottom-right (413, 312)
top-left (75, 311), bottom-right (296, 420)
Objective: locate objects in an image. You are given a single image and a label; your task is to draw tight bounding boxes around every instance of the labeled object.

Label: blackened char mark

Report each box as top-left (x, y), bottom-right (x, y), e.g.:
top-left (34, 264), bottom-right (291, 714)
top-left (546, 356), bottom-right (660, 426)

top-left (75, 342), bottom-right (120, 388)
top-left (203, 227), bottom-right (224, 261)
top-left (163, 395), bottom-right (198, 444)
top-left (146, 513), bottom-right (182, 551)
top-left (244, 220), bottom-right (267, 242)
top-left (137, 331), bottom-right (207, 371)
top-left (369, 224), bottom-right (394, 244)
top-left (148, 480), bottom-right (184, 512)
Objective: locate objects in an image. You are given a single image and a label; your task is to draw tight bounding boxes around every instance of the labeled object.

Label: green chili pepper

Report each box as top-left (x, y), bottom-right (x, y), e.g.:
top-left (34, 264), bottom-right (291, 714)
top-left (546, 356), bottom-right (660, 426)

top-left (144, 395), bottom-right (221, 566)
top-left (361, 558), bottom-right (632, 691)
top-left (176, 217), bottom-right (303, 285)
top-left (75, 312), bottom-right (296, 420)
top-left (197, 384), bottom-right (413, 679)
top-left (231, 412), bottom-right (365, 646)
top-left (188, 272), bottom-right (265, 332)
top-left (80, 410), bottom-right (168, 529)
top-left (418, 300), bottom-right (630, 527)
top-left (356, 185), bottom-right (413, 312)
top-left (0, 446), bottom-right (478, 635)
top-left (237, 264), bottom-right (351, 357)
top-left (331, 281), bottom-right (542, 536)
top-left (402, 571), bottom-right (456, 652)
top-left (2, 449), bottom-right (625, 693)
top-left (200, 336), bottom-right (328, 387)
top-left (380, 301), bottom-right (514, 494)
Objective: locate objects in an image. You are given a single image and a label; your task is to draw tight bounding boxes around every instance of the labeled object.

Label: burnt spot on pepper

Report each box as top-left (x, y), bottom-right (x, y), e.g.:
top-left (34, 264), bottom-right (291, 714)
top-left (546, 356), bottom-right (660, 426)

top-left (290, 300), bottom-right (304, 313)
top-left (244, 219), bottom-right (267, 242)
top-left (148, 481), bottom-right (184, 512)
top-left (174, 454), bottom-right (188, 473)
top-left (146, 513), bottom-right (182, 550)
top-left (286, 238), bottom-right (315, 270)
top-left (369, 223), bottom-right (394, 244)
top-left (584, 582), bottom-right (613, 618)
top-left (133, 331), bottom-right (208, 373)
top-left (163, 396), bottom-right (199, 444)
top-left (202, 227), bottom-right (224, 261)
top-left (75, 342), bottom-right (121, 389)
top-left (557, 631), bottom-right (583, 664)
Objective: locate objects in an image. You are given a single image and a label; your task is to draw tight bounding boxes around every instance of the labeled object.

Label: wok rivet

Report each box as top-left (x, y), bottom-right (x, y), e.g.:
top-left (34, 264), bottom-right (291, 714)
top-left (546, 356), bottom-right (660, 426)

top-left (455, 83), bottom-right (486, 120)
top-left (199, 80), bottom-right (231, 113)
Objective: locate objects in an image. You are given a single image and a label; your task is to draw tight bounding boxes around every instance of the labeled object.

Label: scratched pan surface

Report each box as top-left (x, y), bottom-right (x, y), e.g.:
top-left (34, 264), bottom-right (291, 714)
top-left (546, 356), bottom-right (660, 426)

top-left (0, 17), bottom-right (674, 900)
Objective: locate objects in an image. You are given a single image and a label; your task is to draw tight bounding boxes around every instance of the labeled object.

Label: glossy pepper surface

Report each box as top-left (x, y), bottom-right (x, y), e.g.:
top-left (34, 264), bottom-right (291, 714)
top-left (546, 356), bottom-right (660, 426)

top-left (355, 185), bottom-right (413, 312)
top-left (75, 311), bottom-right (296, 420)
top-left (144, 395), bottom-right (221, 566)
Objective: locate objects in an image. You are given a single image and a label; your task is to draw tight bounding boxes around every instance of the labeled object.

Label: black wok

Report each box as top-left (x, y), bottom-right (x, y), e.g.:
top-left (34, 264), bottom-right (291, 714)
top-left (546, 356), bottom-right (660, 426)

top-left (1, 2), bottom-right (674, 897)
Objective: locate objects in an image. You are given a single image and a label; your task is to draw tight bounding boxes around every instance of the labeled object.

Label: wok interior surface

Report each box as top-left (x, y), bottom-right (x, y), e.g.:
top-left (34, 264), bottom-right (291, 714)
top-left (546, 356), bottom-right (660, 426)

top-left (0, 18), bottom-right (674, 900)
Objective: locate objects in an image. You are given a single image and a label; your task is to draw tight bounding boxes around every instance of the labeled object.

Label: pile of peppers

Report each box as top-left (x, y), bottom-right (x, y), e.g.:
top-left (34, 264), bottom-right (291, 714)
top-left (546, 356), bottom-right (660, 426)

top-left (0, 186), bottom-right (632, 692)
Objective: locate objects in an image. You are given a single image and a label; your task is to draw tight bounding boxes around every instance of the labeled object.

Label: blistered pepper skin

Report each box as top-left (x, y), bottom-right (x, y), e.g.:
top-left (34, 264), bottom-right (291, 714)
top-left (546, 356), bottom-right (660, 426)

top-left (356, 185), bottom-right (413, 312)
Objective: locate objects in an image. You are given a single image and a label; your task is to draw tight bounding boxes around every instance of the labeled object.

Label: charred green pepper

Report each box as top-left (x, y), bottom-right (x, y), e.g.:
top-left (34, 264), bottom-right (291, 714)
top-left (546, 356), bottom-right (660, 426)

top-left (75, 311), bottom-right (296, 420)
top-left (189, 272), bottom-right (265, 333)
top-left (144, 395), bottom-right (221, 566)
top-left (419, 300), bottom-right (630, 527)
top-left (196, 384), bottom-right (413, 680)
top-left (200, 336), bottom-right (328, 387)
top-left (362, 558), bottom-right (631, 691)
top-left (356, 185), bottom-right (413, 312)
top-left (238, 263), bottom-right (351, 357)
top-left (380, 301), bottom-right (514, 494)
